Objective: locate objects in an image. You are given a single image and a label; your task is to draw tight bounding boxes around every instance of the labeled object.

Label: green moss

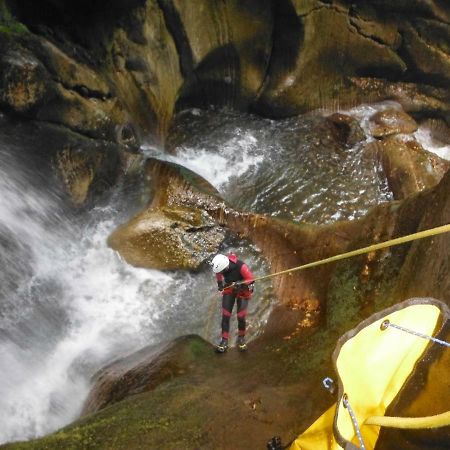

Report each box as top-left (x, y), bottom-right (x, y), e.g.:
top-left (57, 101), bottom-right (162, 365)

top-left (327, 258), bottom-right (365, 330)
top-left (0, 22), bottom-right (28, 34)
top-left (187, 335), bottom-right (210, 359)
top-left (0, 0), bottom-right (28, 34)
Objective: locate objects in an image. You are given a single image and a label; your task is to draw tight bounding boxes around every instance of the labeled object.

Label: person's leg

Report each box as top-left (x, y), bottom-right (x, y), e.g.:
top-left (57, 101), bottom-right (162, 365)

top-left (236, 298), bottom-right (249, 349)
top-left (220, 293), bottom-right (236, 340)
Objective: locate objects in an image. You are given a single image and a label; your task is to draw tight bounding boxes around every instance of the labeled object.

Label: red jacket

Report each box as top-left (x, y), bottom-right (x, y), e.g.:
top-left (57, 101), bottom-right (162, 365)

top-left (215, 253), bottom-right (254, 298)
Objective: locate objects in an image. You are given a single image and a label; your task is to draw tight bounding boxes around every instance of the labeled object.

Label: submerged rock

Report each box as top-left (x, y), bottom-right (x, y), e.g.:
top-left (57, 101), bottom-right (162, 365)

top-left (325, 113), bottom-right (366, 147)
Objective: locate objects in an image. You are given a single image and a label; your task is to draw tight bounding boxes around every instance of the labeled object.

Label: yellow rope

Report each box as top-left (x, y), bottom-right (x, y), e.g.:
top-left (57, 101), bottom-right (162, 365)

top-left (365, 410), bottom-right (450, 429)
top-left (231, 223), bottom-right (450, 287)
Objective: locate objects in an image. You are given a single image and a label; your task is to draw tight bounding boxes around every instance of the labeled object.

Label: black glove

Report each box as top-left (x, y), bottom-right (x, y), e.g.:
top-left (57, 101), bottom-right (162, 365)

top-left (217, 281), bottom-right (224, 292)
top-left (233, 282), bottom-right (254, 293)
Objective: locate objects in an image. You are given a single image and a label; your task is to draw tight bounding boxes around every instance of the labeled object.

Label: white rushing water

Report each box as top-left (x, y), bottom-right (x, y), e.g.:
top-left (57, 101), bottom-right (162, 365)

top-left (0, 149), bottom-right (172, 442)
top-left (0, 142), bottom-right (272, 444)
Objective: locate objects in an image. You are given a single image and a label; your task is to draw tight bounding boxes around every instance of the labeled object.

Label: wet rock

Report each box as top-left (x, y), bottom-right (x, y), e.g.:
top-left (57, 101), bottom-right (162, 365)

top-left (254, 2), bottom-right (407, 116)
top-left (171, 0), bottom-right (273, 110)
top-left (82, 335), bottom-right (207, 415)
top-left (349, 77), bottom-right (450, 118)
top-left (108, 205), bottom-right (225, 270)
top-left (367, 136), bottom-right (449, 199)
top-left (369, 109), bottom-right (418, 138)
top-left (0, 47), bottom-right (50, 113)
top-left (326, 113), bottom-right (365, 146)
top-left (143, 158), bottom-right (358, 320)
top-left (419, 118), bottom-right (450, 146)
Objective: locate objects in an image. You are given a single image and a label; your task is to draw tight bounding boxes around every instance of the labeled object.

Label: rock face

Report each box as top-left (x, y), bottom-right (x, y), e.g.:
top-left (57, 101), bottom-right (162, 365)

top-left (1, 0), bottom-right (450, 150)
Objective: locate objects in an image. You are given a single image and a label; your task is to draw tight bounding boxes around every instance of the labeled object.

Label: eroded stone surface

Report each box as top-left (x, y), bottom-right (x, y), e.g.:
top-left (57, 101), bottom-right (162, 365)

top-left (108, 205), bottom-right (225, 270)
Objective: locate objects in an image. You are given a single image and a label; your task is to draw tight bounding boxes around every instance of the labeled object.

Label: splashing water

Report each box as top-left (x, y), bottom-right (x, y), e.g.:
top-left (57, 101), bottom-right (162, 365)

top-left (414, 126), bottom-right (450, 161)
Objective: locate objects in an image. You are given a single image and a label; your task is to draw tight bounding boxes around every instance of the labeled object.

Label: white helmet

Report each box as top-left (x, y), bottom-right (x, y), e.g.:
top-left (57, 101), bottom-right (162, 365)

top-left (211, 254), bottom-right (229, 273)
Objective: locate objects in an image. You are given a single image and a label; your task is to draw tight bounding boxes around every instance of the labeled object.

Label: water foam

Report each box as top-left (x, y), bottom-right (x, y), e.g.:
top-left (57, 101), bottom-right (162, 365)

top-left (143, 130), bottom-right (263, 190)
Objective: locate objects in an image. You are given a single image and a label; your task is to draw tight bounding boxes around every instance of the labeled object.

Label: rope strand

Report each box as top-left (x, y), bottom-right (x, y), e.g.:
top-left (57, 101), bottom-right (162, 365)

top-left (381, 320), bottom-right (450, 347)
top-left (230, 223), bottom-right (450, 287)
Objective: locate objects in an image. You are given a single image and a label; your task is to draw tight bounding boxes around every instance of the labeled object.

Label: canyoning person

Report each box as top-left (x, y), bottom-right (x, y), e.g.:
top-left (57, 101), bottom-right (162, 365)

top-left (210, 253), bottom-right (254, 353)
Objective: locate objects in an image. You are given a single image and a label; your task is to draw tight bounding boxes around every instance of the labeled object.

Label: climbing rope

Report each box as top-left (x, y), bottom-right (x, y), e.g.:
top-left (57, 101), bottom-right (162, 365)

top-left (380, 320), bottom-right (450, 347)
top-left (365, 411), bottom-right (450, 429)
top-left (229, 223), bottom-right (450, 287)
top-left (343, 394), bottom-right (366, 450)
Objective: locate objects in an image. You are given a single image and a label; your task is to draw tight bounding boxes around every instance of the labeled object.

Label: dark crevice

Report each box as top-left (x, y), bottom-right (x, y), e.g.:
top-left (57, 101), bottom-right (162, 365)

top-left (251, 0), bottom-right (305, 115)
top-left (61, 83), bottom-right (110, 101)
top-left (348, 17), bottom-right (394, 48)
top-left (251, 2), bottom-right (276, 104)
top-left (33, 118), bottom-right (111, 142)
top-left (155, 0), bottom-right (194, 78)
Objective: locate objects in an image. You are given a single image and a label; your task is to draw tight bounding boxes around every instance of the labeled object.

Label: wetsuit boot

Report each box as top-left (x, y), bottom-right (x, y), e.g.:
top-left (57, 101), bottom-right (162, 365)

top-left (237, 336), bottom-right (247, 351)
top-left (216, 338), bottom-right (228, 353)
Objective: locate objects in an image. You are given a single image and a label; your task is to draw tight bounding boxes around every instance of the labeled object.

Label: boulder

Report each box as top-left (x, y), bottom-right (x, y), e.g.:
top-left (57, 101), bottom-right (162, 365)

top-left (0, 46), bottom-right (50, 114)
top-left (108, 205), bottom-right (225, 270)
top-left (367, 136), bottom-right (450, 199)
top-left (369, 109), bottom-right (418, 138)
top-left (325, 113), bottom-right (366, 146)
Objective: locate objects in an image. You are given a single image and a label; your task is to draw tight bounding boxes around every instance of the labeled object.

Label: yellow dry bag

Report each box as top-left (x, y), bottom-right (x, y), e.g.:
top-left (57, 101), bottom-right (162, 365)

top-left (290, 297), bottom-right (450, 450)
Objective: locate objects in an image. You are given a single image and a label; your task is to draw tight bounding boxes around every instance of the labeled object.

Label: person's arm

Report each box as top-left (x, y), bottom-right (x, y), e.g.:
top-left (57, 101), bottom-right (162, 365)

top-left (240, 264), bottom-right (254, 285)
top-left (216, 273), bottom-right (224, 291)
